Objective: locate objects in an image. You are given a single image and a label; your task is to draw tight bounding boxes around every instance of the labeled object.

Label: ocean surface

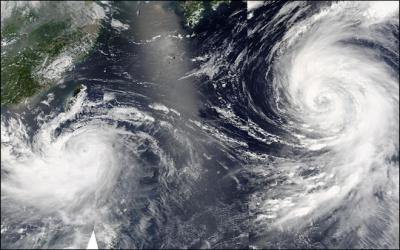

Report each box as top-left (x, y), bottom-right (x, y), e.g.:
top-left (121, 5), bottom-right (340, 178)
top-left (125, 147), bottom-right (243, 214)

top-left (1, 1), bottom-right (399, 249)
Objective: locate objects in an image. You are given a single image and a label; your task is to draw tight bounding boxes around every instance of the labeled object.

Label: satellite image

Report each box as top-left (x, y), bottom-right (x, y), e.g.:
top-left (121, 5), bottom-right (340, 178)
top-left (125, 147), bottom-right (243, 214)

top-left (1, 1), bottom-right (399, 249)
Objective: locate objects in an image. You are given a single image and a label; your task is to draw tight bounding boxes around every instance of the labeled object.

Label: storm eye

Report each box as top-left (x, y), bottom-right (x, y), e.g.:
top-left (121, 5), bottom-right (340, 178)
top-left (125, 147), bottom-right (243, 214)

top-left (314, 95), bottom-right (330, 106)
top-left (1, 1), bottom-right (398, 249)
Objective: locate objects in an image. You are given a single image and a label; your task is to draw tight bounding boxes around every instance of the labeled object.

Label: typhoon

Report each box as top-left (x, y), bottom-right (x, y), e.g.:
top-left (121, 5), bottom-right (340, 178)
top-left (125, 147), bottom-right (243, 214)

top-left (191, 1), bottom-right (399, 248)
top-left (1, 1), bottom-right (399, 249)
top-left (245, 2), bottom-right (399, 248)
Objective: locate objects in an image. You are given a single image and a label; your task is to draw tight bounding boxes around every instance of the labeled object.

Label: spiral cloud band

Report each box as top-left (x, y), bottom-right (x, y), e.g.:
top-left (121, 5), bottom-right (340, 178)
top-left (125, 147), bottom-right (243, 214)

top-left (246, 1), bottom-right (399, 248)
top-left (1, 1), bottom-right (399, 249)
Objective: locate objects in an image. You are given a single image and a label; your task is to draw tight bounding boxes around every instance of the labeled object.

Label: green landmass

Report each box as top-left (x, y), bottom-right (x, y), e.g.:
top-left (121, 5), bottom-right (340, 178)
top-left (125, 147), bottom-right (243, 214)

top-left (1, 1), bottom-right (232, 106)
top-left (1, 14), bottom-right (74, 105)
top-left (178, 1), bottom-right (230, 29)
top-left (1, 3), bottom-right (102, 106)
top-left (73, 84), bottom-right (82, 97)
